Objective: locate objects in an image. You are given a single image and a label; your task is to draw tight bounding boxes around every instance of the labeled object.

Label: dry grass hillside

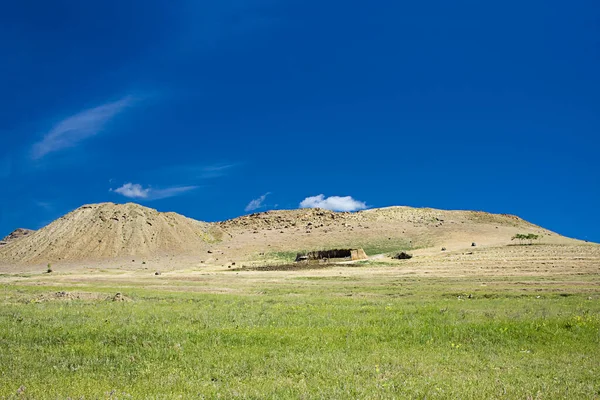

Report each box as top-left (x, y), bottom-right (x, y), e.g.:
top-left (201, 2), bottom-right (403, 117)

top-left (0, 203), bottom-right (222, 264)
top-left (216, 206), bottom-right (578, 264)
top-left (0, 203), bottom-right (585, 266)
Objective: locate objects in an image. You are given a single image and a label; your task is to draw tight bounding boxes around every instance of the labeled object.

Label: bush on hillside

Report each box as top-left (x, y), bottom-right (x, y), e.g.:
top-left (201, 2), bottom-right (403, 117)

top-left (393, 252), bottom-right (413, 260)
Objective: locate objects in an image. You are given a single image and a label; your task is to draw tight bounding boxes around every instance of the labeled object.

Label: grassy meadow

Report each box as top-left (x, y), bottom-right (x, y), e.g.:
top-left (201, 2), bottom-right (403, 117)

top-left (0, 273), bottom-right (599, 399)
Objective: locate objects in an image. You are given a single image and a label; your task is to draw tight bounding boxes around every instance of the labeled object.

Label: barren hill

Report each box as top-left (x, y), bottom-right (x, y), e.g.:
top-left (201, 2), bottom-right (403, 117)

top-left (0, 203), bottom-right (223, 264)
top-left (216, 206), bottom-right (577, 263)
top-left (0, 203), bottom-right (581, 266)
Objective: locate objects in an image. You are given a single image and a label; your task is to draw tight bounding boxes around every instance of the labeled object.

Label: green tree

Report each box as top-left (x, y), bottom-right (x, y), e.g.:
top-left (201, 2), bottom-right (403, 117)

top-left (512, 233), bottom-right (541, 245)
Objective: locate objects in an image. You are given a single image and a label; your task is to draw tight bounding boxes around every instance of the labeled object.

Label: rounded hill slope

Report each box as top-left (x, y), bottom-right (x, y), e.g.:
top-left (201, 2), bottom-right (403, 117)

top-left (0, 203), bottom-right (222, 263)
top-left (216, 206), bottom-right (578, 261)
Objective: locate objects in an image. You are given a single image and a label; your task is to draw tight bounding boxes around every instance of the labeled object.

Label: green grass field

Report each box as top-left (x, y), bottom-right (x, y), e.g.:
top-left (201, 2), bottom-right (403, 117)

top-left (1, 274), bottom-right (599, 399)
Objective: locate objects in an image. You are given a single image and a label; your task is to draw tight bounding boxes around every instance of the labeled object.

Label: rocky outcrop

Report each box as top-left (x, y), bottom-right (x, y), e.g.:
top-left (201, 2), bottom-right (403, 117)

top-left (0, 228), bottom-right (35, 246)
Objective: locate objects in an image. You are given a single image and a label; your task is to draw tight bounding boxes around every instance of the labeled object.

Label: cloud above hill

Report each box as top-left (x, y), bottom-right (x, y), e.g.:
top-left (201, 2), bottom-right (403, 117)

top-left (245, 192), bottom-right (270, 212)
top-left (299, 194), bottom-right (367, 212)
top-left (31, 96), bottom-right (135, 160)
top-left (112, 183), bottom-right (197, 201)
top-left (113, 183), bottom-right (149, 199)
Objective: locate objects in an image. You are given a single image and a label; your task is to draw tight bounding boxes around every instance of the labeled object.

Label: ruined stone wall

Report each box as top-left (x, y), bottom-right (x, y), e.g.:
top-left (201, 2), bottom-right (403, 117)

top-left (350, 248), bottom-right (368, 260)
top-left (296, 248), bottom-right (368, 262)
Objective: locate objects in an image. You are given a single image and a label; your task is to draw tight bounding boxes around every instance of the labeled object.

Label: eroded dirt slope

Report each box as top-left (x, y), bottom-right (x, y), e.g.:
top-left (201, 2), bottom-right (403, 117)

top-left (0, 203), bottom-right (222, 263)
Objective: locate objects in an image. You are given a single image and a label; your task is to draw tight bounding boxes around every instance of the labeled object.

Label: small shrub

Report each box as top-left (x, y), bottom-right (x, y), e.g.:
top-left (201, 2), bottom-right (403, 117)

top-left (393, 252), bottom-right (413, 260)
top-left (512, 233), bottom-right (541, 245)
top-left (47, 263), bottom-right (53, 273)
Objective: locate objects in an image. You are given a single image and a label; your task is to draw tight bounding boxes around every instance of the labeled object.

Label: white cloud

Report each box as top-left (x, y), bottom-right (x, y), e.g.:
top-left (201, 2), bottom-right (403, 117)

top-left (245, 192), bottom-right (270, 212)
top-left (31, 96), bottom-right (134, 159)
top-left (299, 194), bottom-right (367, 212)
top-left (112, 183), bottom-right (197, 201)
top-left (113, 183), bottom-right (150, 199)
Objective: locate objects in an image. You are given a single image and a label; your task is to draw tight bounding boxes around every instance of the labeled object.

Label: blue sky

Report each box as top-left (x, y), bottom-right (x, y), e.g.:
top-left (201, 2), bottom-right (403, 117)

top-left (1, 0), bottom-right (599, 242)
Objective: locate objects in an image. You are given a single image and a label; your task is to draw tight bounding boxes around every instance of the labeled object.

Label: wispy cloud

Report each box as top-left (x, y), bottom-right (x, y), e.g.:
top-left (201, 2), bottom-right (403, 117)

top-left (245, 192), bottom-right (270, 212)
top-left (151, 162), bottom-right (238, 181)
top-left (109, 162), bottom-right (235, 203)
top-left (199, 163), bottom-right (238, 179)
top-left (111, 182), bottom-right (198, 201)
top-left (299, 194), bottom-right (368, 212)
top-left (34, 200), bottom-right (54, 211)
top-left (31, 96), bottom-right (135, 160)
